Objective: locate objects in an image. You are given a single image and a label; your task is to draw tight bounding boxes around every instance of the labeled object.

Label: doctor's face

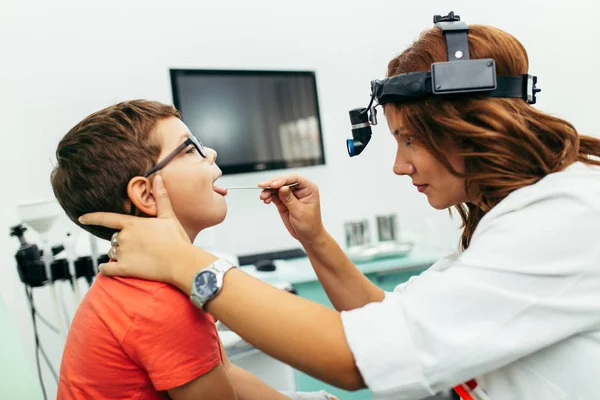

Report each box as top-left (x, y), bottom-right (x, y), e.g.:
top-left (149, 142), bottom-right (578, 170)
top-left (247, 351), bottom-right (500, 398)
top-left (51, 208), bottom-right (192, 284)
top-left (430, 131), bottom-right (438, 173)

top-left (384, 107), bottom-right (471, 210)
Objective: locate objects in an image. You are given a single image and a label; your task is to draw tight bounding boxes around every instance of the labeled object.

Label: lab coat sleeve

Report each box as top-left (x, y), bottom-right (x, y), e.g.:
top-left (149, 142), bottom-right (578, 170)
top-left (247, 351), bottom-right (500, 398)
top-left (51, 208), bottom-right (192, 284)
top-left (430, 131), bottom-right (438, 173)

top-left (341, 192), bottom-right (600, 399)
top-left (382, 251), bottom-right (460, 302)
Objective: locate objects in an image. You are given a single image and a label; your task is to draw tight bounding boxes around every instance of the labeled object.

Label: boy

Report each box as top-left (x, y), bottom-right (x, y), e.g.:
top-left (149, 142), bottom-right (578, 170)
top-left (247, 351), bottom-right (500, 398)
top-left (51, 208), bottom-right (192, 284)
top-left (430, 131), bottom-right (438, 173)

top-left (51, 100), bottom-right (327, 399)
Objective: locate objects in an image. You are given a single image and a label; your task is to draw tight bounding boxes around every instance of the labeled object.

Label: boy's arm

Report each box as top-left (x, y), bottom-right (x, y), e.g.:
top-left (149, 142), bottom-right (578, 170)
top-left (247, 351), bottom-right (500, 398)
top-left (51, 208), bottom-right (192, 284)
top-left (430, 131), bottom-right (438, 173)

top-left (121, 286), bottom-right (240, 398)
top-left (219, 338), bottom-right (290, 400)
top-left (167, 362), bottom-right (237, 400)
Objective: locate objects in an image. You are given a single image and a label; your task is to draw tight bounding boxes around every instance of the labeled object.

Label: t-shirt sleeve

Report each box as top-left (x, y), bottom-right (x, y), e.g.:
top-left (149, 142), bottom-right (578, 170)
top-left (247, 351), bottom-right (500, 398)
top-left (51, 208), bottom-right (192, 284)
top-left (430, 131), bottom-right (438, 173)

top-left (122, 285), bottom-right (221, 391)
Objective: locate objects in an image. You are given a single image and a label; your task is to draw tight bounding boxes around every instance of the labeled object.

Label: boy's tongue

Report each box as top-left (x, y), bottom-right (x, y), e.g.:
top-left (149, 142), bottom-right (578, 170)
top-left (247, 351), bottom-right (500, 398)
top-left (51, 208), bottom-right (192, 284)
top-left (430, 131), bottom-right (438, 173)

top-left (213, 185), bottom-right (228, 196)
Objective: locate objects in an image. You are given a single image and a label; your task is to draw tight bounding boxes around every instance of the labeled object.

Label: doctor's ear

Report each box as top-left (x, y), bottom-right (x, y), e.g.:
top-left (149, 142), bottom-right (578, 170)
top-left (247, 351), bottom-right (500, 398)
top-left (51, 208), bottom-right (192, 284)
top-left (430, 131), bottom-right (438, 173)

top-left (127, 177), bottom-right (157, 217)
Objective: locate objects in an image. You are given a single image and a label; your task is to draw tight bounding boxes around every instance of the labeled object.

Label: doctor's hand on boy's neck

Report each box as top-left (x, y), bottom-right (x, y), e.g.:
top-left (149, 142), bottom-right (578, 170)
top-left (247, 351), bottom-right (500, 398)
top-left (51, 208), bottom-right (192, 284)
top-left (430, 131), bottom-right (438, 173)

top-left (126, 116), bottom-right (228, 242)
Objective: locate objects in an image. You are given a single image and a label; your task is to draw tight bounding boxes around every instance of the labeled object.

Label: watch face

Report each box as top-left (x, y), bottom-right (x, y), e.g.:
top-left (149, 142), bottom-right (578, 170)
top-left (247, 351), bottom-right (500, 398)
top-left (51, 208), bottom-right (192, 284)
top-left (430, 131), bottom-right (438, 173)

top-left (195, 271), bottom-right (219, 299)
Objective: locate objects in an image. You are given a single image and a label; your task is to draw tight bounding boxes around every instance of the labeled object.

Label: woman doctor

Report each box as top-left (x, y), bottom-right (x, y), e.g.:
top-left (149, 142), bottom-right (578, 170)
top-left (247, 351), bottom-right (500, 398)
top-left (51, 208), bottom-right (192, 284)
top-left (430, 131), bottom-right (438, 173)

top-left (80, 21), bottom-right (600, 400)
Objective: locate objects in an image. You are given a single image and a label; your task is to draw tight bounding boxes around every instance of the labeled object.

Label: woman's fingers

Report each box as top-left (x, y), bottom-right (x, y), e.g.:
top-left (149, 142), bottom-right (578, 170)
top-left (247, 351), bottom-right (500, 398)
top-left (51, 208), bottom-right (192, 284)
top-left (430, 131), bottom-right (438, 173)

top-left (258, 174), bottom-right (306, 189)
top-left (98, 262), bottom-right (124, 277)
top-left (79, 212), bottom-right (132, 230)
top-left (152, 175), bottom-right (177, 220)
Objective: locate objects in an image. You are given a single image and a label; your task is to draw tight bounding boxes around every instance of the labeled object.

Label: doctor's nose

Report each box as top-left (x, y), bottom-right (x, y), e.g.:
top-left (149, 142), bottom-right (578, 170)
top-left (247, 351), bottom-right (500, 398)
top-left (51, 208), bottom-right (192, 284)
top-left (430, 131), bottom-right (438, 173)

top-left (393, 160), bottom-right (415, 176)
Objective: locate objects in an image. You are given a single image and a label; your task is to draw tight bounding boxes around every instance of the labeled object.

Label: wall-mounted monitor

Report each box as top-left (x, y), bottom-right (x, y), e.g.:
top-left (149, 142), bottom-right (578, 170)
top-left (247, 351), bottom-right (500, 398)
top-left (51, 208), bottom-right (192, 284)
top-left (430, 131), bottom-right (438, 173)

top-left (170, 69), bottom-right (326, 175)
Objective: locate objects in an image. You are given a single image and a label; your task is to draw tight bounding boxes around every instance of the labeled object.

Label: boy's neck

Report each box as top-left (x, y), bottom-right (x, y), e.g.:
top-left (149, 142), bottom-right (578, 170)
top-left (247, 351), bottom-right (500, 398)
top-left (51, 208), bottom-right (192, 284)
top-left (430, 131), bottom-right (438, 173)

top-left (185, 227), bottom-right (200, 243)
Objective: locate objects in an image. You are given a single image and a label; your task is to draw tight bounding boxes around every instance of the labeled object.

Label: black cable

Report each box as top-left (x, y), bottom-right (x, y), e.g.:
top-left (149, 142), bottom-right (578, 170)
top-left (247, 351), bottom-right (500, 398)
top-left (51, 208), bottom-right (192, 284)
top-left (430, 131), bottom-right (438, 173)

top-left (59, 285), bottom-right (71, 329)
top-left (38, 344), bottom-right (59, 383)
top-left (25, 286), bottom-right (47, 400)
top-left (27, 288), bottom-right (59, 383)
top-left (34, 311), bottom-right (60, 334)
top-left (26, 287), bottom-right (61, 399)
top-left (365, 89), bottom-right (377, 112)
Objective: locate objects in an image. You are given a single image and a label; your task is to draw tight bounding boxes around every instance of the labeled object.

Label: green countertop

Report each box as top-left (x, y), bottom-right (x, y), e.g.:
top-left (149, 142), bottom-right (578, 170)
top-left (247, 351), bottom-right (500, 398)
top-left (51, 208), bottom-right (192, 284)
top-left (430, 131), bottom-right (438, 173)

top-left (240, 245), bottom-right (443, 285)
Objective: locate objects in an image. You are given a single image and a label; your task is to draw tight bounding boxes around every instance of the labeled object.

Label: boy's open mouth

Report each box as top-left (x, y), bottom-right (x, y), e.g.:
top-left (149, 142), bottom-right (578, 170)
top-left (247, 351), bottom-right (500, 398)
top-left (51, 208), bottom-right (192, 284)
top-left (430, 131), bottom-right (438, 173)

top-left (212, 171), bottom-right (227, 196)
top-left (213, 185), bottom-right (227, 196)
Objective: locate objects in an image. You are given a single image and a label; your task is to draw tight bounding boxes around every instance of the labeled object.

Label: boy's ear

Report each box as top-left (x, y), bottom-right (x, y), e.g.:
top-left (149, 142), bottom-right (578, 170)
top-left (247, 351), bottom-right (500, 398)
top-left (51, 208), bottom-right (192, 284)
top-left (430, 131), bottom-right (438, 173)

top-left (127, 177), bottom-right (157, 217)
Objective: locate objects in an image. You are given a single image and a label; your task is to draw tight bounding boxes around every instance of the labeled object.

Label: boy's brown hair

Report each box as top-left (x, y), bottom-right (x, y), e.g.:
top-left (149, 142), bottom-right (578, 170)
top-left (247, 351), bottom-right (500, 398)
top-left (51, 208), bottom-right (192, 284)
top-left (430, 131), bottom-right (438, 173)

top-left (51, 100), bottom-right (181, 240)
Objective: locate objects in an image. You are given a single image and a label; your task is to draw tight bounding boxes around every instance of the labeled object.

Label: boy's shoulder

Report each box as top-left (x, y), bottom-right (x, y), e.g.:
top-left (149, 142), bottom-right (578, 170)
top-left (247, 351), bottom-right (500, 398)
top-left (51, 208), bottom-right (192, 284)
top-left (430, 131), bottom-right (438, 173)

top-left (81, 273), bottom-right (216, 343)
top-left (94, 273), bottom-right (170, 299)
top-left (97, 272), bottom-right (194, 301)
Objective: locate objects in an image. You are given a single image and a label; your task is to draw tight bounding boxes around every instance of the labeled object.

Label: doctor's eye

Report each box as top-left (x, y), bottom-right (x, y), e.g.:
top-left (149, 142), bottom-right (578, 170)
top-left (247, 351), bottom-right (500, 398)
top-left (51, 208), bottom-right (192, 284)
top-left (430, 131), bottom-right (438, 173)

top-left (185, 146), bottom-right (198, 154)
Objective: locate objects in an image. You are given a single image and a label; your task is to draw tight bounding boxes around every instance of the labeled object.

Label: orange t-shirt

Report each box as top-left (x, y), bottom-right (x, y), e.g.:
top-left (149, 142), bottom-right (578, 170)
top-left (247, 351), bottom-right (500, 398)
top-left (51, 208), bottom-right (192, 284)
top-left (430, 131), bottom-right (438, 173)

top-left (57, 273), bottom-right (222, 399)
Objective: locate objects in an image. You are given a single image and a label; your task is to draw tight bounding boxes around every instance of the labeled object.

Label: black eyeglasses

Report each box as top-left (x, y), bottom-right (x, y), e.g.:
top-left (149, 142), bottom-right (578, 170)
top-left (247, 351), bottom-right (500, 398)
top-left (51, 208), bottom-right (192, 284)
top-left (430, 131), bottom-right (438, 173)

top-left (130, 135), bottom-right (207, 215)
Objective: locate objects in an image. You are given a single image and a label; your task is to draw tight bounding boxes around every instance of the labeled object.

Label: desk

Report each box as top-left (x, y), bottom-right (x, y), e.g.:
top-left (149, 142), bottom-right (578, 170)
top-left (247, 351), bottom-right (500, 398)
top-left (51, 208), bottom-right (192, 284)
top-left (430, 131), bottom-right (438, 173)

top-left (240, 245), bottom-right (442, 400)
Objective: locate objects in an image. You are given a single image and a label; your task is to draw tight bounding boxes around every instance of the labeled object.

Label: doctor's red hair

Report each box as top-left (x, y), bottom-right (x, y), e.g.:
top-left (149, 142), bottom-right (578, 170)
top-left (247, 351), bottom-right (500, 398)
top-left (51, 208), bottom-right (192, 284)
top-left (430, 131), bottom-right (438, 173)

top-left (386, 25), bottom-right (600, 250)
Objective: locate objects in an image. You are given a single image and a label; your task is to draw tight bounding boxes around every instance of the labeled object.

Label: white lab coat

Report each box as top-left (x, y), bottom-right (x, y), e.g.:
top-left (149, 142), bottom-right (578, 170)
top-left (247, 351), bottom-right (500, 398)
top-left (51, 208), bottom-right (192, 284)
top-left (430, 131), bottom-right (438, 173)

top-left (341, 162), bottom-right (600, 400)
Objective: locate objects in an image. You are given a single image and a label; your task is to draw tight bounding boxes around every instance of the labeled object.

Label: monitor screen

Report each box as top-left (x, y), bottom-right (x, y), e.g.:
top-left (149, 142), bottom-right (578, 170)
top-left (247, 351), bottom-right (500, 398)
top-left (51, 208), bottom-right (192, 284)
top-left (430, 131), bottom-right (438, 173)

top-left (170, 69), bottom-right (326, 175)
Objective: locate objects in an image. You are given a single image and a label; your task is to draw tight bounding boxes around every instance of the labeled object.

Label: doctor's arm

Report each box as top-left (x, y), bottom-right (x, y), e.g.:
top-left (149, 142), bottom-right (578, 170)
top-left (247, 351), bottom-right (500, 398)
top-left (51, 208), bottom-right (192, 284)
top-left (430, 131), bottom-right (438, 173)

top-left (186, 258), bottom-right (366, 391)
top-left (258, 175), bottom-right (385, 311)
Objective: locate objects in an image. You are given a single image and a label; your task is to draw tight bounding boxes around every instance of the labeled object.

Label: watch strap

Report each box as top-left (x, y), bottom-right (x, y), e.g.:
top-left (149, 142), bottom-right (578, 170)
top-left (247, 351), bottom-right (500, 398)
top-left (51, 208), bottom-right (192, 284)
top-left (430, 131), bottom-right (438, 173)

top-left (190, 259), bottom-right (236, 309)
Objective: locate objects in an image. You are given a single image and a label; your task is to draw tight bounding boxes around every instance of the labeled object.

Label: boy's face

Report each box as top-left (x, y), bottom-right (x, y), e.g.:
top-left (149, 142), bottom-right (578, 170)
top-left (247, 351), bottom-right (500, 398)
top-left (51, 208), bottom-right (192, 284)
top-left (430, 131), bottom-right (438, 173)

top-left (153, 117), bottom-right (227, 239)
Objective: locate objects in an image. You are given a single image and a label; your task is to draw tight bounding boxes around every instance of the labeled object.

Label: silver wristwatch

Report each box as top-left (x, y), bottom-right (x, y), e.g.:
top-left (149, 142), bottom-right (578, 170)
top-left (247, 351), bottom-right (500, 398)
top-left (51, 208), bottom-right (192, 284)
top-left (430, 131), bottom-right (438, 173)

top-left (190, 259), bottom-right (237, 310)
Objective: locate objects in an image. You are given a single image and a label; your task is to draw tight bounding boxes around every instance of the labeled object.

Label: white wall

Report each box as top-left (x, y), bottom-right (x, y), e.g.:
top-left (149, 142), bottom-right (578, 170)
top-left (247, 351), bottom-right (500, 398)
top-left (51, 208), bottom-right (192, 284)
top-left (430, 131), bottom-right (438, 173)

top-left (1, 0), bottom-right (598, 396)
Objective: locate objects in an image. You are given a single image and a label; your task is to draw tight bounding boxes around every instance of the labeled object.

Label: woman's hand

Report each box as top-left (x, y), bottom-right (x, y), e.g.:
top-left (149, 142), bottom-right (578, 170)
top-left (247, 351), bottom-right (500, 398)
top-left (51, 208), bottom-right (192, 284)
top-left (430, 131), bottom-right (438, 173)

top-left (78, 175), bottom-right (217, 286)
top-left (258, 174), bottom-right (326, 245)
